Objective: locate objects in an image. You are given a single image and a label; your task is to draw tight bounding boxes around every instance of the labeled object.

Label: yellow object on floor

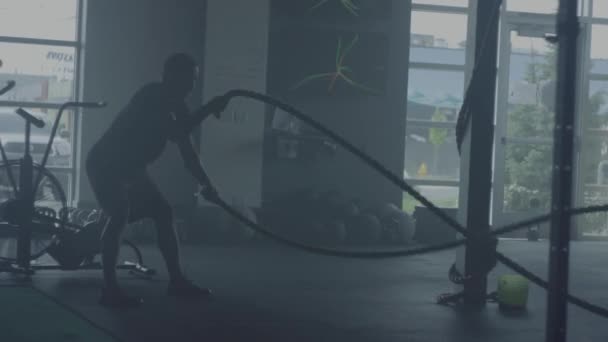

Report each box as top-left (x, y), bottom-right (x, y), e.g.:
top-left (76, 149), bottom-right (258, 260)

top-left (497, 274), bottom-right (530, 310)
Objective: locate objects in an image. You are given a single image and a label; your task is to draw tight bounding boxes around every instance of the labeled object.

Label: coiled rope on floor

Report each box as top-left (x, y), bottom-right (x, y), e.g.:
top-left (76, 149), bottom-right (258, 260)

top-left (206, 89), bottom-right (608, 318)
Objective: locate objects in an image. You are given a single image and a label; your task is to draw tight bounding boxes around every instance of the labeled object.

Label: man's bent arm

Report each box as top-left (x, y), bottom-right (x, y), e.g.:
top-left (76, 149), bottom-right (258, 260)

top-left (184, 101), bottom-right (220, 131)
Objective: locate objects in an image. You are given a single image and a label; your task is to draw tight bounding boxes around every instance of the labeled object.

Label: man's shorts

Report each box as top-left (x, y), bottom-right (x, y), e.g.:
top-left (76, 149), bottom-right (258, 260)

top-left (86, 159), bottom-right (170, 222)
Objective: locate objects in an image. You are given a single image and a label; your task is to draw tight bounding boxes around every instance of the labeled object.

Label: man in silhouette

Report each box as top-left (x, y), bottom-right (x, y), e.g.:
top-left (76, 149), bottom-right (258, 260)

top-left (86, 53), bottom-right (228, 307)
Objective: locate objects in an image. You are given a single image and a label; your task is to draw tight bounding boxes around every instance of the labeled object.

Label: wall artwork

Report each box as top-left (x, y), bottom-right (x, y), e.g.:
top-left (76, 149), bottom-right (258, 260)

top-left (272, 0), bottom-right (392, 23)
top-left (268, 28), bottom-right (389, 98)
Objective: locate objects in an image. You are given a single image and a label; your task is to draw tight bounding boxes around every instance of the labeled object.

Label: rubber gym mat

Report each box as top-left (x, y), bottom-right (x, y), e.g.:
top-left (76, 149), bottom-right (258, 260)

top-left (0, 285), bottom-right (117, 342)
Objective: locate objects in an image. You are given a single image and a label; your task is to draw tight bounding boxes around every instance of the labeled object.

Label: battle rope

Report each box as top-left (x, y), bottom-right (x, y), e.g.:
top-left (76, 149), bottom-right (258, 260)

top-left (210, 89), bottom-right (608, 317)
top-left (211, 194), bottom-right (608, 259)
top-left (211, 195), bottom-right (462, 258)
top-left (213, 193), bottom-right (608, 317)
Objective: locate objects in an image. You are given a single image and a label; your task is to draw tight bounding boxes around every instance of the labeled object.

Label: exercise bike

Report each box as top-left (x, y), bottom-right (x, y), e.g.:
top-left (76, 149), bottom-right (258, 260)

top-left (0, 80), bottom-right (154, 277)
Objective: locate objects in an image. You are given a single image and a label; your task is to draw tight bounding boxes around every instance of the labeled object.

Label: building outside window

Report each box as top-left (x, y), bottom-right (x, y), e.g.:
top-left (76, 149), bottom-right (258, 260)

top-left (404, 1), bottom-right (470, 213)
top-left (405, 0), bottom-right (608, 238)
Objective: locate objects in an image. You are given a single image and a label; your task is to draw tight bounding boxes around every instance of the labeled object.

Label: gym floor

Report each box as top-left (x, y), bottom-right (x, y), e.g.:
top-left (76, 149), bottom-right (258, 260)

top-left (1, 239), bottom-right (607, 342)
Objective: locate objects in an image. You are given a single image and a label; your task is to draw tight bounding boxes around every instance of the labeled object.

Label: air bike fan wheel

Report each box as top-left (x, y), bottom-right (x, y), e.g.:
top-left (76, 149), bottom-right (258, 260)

top-left (0, 160), bottom-right (68, 263)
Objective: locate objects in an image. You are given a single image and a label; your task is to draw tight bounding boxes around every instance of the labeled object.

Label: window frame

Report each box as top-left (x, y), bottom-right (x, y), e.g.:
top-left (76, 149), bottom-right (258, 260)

top-left (0, 0), bottom-right (85, 204)
top-left (405, 2), bottom-right (473, 191)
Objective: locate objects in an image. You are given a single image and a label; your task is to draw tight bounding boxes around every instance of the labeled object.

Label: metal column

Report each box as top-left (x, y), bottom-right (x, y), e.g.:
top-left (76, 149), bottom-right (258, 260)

top-left (463, 0), bottom-right (501, 308)
top-left (545, 0), bottom-right (579, 341)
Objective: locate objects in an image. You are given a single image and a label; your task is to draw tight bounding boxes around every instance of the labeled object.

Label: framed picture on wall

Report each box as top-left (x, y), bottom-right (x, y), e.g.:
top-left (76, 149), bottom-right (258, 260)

top-left (271, 0), bottom-right (392, 24)
top-left (268, 27), bottom-right (389, 98)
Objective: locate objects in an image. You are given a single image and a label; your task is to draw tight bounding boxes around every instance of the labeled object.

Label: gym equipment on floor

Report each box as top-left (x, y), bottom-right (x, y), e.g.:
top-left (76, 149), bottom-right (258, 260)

top-left (0, 93), bottom-right (154, 278)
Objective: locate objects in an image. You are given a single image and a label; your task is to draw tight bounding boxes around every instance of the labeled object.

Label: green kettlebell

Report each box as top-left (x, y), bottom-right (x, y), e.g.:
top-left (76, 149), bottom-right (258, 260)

top-left (497, 274), bottom-right (529, 310)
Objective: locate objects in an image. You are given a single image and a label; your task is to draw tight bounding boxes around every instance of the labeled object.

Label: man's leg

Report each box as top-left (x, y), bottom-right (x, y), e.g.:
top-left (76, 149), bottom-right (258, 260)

top-left (128, 175), bottom-right (183, 281)
top-left (150, 199), bottom-right (184, 281)
top-left (87, 164), bottom-right (142, 307)
top-left (101, 208), bottom-right (129, 291)
top-left (98, 205), bottom-right (144, 307)
top-left (129, 175), bottom-right (210, 297)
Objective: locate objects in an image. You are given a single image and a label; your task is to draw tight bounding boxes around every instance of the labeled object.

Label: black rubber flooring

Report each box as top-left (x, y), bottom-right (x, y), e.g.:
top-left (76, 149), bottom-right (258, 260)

top-left (1, 240), bottom-right (607, 342)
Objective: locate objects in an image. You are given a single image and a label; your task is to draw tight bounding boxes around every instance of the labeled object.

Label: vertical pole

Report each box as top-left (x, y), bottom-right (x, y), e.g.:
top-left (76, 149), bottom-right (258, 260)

top-left (17, 121), bottom-right (33, 271)
top-left (463, 0), bottom-right (501, 308)
top-left (546, 1), bottom-right (579, 341)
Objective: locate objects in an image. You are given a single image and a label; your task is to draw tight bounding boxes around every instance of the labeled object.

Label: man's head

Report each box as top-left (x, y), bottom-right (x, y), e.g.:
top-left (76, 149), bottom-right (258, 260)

top-left (162, 53), bottom-right (199, 99)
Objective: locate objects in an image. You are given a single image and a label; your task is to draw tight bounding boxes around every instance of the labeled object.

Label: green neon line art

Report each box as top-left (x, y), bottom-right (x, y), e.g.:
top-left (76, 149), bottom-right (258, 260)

top-left (290, 34), bottom-right (381, 95)
top-left (309, 0), bottom-right (360, 17)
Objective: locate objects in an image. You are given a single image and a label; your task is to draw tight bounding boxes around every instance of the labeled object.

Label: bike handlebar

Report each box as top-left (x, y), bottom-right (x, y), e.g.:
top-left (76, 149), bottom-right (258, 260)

top-left (15, 108), bottom-right (45, 128)
top-left (61, 101), bottom-right (107, 109)
top-left (0, 80), bottom-right (16, 96)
